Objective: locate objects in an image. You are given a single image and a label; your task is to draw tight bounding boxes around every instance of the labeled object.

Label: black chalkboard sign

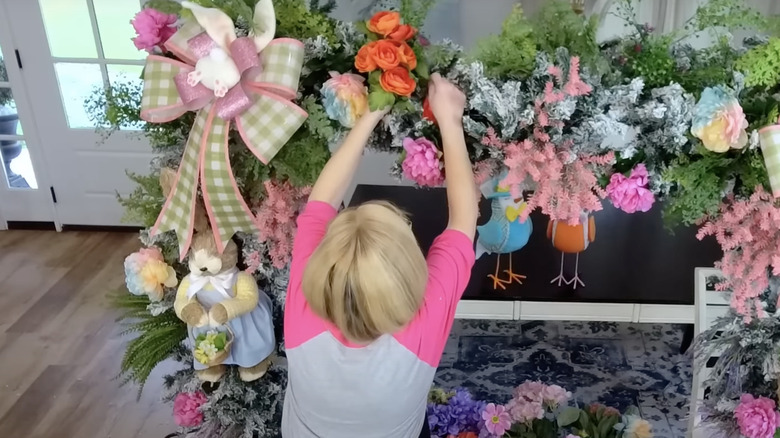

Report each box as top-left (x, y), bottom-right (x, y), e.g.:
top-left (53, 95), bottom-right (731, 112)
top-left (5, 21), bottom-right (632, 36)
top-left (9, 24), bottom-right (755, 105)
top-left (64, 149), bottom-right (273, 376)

top-left (350, 184), bottom-right (722, 305)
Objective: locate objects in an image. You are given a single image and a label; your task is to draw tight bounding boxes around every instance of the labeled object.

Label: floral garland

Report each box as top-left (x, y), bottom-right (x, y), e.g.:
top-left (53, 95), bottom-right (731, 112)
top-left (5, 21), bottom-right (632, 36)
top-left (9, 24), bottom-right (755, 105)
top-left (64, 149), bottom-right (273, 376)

top-left (99, 0), bottom-right (780, 436)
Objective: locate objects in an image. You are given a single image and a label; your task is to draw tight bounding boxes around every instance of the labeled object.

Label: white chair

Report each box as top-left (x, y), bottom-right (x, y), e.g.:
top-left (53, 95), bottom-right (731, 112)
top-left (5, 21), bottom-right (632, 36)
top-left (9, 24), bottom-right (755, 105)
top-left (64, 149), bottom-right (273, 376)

top-left (688, 267), bottom-right (731, 438)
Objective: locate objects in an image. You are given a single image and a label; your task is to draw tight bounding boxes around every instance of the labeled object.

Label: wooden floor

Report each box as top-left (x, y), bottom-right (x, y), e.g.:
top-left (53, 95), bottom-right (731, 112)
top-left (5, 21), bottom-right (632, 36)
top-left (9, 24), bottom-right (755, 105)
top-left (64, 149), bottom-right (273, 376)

top-left (0, 230), bottom-right (177, 438)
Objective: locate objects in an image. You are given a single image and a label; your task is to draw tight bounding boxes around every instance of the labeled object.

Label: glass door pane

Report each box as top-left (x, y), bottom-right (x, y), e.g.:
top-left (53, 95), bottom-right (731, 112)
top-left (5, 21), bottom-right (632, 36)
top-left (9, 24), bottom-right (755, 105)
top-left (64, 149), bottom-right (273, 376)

top-left (0, 47), bottom-right (38, 189)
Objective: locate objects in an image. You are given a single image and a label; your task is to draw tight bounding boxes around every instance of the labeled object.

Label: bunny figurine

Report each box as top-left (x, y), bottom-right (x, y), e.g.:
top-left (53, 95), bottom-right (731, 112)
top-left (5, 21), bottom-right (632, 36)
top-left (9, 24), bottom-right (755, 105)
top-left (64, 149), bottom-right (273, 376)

top-left (160, 168), bottom-right (276, 382)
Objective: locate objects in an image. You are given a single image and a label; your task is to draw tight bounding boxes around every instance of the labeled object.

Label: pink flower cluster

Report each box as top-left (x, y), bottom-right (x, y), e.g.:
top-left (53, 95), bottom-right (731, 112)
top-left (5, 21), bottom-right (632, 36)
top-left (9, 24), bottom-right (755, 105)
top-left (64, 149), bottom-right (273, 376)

top-left (697, 187), bottom-right (780, 319)
top-left (173, 391), bottom-right (207, 427)
top-left (734, 394), bottom-right (780, 438)
top-left (491, 57), bottom-right (612, 225)
top-left (504, 381), bottom-right (571, 424)
top-left (131, 8), bottom-right (177, 53)
top-left (402, 137), bottom-right (444, 187)
top-left (255, 180), bottom-right (312, 268)
top-left (606, 164), bottom-right (655, 214)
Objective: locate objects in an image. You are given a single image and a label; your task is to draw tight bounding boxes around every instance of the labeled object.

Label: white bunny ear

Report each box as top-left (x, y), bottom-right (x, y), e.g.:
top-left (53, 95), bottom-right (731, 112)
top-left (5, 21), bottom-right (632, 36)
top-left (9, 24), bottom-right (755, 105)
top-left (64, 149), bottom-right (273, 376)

top-left (181, 1), bottom-right (237, 50)
top-left (251, 0), bottom-right (276, 52)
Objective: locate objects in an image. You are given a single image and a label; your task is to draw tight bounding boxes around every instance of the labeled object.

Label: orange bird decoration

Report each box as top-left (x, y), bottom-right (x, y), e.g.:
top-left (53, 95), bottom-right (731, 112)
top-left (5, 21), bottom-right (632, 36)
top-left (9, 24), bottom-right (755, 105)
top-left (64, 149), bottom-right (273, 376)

top-left (547, 212), bottom-right (595, 289)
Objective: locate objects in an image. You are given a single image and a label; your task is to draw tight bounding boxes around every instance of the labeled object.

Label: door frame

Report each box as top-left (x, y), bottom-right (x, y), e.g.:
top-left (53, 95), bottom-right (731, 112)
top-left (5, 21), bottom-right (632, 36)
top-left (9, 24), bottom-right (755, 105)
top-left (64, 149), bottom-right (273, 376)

top-left (0, 0), bottom-right (59, 227)
top-left (5, 0), bottom-right (153, 227)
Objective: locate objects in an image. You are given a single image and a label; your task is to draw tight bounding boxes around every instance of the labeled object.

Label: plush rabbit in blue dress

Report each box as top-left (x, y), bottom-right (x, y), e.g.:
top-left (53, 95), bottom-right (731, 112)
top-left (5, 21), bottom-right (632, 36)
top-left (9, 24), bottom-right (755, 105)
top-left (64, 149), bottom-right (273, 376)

top-left (159, 168), bottom-right (275, 383)
top-left (476, 174), bottom-right (534, 290)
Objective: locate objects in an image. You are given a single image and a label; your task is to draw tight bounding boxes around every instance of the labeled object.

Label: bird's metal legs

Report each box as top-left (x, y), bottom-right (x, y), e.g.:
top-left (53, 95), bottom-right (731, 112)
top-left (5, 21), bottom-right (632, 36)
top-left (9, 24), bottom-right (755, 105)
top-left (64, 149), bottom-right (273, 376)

top-left (488, 254), bottom-right (510, 290)
top-left (568, 252), bottom-right (585, 289)
top-left (503, 252), bottom-right (526, 284)
top-left (550, 252), bottom-right (586, 288)
top-left (550, 252), bottom-right (567, 286)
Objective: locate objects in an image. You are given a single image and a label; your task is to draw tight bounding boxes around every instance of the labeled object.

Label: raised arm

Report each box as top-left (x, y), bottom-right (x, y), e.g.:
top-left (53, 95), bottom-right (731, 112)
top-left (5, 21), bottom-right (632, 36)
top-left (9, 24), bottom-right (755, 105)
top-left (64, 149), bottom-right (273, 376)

top-left (428, 73), bottom-right (478, 240)
top-left (308, 109), bottom-right (388, 208)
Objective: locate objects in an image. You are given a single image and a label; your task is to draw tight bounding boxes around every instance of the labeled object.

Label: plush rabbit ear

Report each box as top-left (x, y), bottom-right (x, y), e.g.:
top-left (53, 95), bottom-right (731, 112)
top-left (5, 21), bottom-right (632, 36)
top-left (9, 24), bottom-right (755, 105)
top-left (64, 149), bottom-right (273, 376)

top-left (251, 0), bottom-right (276, 52)
top-left (193, 198), bottom-right (210, 234)
top-left (159, 167), bottom-right (177, 198)
top-left (181, 1), bottom-right (237, 50)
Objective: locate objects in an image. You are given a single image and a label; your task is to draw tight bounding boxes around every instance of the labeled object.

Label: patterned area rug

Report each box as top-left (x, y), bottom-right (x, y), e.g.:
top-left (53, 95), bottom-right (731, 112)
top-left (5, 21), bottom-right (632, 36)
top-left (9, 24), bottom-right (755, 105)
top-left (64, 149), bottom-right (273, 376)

top-left (435, 320), bottom-right (692, 438)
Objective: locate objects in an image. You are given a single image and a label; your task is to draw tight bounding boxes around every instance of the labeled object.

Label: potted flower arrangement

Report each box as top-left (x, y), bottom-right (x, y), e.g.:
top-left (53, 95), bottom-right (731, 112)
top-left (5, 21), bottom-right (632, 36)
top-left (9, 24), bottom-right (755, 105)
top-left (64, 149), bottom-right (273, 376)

top-left (0, 56), bottom-right (22, 178)
top-left (427, 381), bottom-right (653, 438)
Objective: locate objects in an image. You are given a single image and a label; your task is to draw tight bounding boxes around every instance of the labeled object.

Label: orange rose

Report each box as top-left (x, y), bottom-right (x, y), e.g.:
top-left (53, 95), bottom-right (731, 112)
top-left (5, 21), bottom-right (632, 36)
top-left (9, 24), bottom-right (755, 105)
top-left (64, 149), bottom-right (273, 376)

top-left (371, 39), bottom-right (401, 70)
top-left (355, 42), bottom-right (378, 72)
top-left (395, 41), bottom-right (417, 70)
top-left (380, 66), bottom-right (416, 97)
top-left (367, 11), bottom-right (401, 36)
top-left (387, 24), bottom-right (417, 41)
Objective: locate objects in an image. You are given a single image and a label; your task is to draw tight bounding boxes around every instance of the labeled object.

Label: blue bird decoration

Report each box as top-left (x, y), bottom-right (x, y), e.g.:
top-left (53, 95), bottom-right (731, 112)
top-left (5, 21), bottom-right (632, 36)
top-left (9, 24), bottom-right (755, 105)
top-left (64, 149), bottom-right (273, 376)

top-left (476, 176), bottom-right (533, 290)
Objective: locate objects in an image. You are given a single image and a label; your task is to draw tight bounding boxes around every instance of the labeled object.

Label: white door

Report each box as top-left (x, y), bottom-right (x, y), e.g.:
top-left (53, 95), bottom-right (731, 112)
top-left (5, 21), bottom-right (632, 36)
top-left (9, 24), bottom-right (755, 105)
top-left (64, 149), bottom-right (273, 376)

top-left (0, 1), bottom-right (57, 225)
top-left (6, 0), bottom-right (155, 226)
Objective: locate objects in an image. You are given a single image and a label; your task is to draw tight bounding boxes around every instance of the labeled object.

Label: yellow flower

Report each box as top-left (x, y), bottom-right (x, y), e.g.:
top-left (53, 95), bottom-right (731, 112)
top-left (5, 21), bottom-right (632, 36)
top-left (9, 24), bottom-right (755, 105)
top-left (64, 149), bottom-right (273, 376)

top-left (624, 418), bottom-right (653, 438)
top-left (194, 347), bottom-right (210, 364)
top-left (139, 260), bottom-right (178, 301)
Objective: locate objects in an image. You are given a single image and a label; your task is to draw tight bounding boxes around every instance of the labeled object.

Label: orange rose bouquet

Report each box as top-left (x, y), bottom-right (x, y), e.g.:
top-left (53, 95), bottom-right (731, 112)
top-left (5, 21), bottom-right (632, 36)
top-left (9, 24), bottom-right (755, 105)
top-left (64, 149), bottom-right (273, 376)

top-left (354, 11), bottom-right (430, 110)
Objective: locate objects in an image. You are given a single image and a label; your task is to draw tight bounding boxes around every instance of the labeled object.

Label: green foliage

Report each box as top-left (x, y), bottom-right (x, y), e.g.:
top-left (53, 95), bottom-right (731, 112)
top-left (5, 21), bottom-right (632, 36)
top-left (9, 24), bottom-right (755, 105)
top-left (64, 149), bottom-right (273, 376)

top-left (183, 0), bottom-right (254, 23)
top-left (675, 37), bottom-right (740, 94)
top-left (369, 88), bottom-right (396, 111)
top-left (274, 0), bottom-right (339, 43)
top-left (625, 36), bottom-right (677, 89)
top-left (145, 0), bottom-right (183, 14)
top-left (471, 5), bottom-right (536, 78)
top-left (400, 0), bottom-right (436, 29)
top-left (687, 0), bottom-right (768, 33)
top-left (270, 129), bottom-right (329, 187)
top-left (300, 95), bottom-right (336, 141)
top-left (663, 148), bottom-right (769, 226)
top-left (532, 1), bottom-right (601, 70)
top-left (0, 58), bottom-right (12, 106)
top-left (118, 171), bottom-right (165, 227)
top-left (113, 293), bottom-right (187, 395)
top-left (736, 38), bottom-right (780, 90)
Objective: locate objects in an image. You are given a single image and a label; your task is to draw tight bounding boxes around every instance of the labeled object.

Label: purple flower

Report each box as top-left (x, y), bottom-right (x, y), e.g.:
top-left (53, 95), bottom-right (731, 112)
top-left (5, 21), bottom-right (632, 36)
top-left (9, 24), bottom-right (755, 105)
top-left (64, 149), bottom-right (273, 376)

top-left (428, 388), bottom-right (487, 437)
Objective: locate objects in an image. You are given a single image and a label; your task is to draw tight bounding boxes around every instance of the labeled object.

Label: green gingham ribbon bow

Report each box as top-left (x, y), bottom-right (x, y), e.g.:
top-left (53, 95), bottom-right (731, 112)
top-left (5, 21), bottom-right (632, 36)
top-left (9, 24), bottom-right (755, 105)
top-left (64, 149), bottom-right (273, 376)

top-left (140, 1), bottom-right (307, 259)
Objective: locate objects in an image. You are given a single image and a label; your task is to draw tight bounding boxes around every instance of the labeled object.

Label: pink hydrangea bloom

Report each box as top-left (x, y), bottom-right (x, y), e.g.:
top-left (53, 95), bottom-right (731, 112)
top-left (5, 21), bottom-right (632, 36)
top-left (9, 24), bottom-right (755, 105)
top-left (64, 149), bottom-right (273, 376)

top-left (173, 391), bottom-right (207, 427)
top-left (734, 394), bottom-right (780, 438)
top-left (482, 403), bottom-right (512, 436)
top-left (541, 384), bottom-right (571, 407)
top-left (505, 398), bottom-right (545, 424)
top-left (512, 380), bottom-right (546, 403)
top-left (606, 164), bottom-right (655, 214)
top-left (131, 8), bottom-right (178, 53)
top-left (402, 137), bottom-right (444, 187)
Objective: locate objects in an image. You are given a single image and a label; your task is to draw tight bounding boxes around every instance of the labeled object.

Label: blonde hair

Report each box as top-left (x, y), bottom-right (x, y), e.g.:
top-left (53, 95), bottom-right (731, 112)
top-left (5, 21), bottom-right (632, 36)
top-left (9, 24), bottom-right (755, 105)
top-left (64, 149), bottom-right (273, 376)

top-left (302, 201), bottom-right (427, 343)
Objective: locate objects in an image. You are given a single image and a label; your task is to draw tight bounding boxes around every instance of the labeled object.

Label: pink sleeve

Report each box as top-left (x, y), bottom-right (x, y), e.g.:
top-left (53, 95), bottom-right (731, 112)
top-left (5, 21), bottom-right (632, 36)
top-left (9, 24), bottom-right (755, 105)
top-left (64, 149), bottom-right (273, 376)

top-left (284, 201), bottom-right (338, 349)
top-left (394, 229), bottom-right (475, 367)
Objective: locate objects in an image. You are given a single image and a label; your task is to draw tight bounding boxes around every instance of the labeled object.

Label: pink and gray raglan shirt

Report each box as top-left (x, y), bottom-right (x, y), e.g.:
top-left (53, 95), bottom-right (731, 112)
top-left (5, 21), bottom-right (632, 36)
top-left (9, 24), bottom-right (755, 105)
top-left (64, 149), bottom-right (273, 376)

top-left (282, 201), bottom-right (476, 437)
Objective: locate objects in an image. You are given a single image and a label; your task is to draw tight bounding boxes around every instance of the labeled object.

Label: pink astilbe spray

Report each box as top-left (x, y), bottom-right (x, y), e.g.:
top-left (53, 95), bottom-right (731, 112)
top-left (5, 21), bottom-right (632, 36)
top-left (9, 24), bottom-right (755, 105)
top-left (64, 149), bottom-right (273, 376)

top-left (697, 187), bottom-right (780, 320)
top-left (255, 180), bottom-right (312, 268)
top-left (492, 57), bottom-right (612, 224)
